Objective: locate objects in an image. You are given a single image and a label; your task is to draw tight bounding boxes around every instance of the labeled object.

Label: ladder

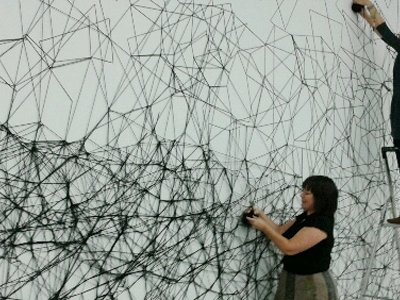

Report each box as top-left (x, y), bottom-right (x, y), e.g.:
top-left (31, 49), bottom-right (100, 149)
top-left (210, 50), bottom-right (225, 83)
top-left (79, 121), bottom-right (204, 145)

top-left (359, 147), bottom-right (400, 299)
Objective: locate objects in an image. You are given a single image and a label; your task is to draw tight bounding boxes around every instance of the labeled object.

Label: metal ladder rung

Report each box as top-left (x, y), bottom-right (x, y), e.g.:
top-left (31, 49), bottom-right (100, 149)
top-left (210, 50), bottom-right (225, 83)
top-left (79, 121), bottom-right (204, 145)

top-left (363, 295), bottom-right (395, 300)
top-left (359, 146), bottom-right (400, 300)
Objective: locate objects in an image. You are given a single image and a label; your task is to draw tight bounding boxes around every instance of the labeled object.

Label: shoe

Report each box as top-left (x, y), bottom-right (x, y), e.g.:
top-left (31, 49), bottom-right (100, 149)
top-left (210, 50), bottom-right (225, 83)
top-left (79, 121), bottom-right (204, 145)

top-left (387, 216), bottom-right (400, 224)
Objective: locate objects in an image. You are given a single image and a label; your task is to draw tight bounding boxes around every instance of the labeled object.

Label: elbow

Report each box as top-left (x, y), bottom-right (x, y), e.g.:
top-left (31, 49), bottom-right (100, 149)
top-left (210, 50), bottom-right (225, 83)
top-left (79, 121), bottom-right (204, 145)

top-left (280, 243), bottom-right (300, 256)
top-left (282, 248), bottom-right (300, 256)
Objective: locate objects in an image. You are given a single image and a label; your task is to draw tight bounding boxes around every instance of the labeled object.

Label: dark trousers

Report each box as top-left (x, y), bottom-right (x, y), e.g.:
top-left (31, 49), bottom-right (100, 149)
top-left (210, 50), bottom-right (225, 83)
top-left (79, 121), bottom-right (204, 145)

top-left (394, 139), bottom-right (400, 169)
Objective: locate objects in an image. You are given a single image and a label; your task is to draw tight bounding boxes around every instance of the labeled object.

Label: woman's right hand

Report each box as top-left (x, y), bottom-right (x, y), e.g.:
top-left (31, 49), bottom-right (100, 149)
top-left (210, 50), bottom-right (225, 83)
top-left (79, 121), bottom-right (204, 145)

top-left (253, 207), bottom-right (268, 221)
top-left (353, 0), bottom-right (372, 5)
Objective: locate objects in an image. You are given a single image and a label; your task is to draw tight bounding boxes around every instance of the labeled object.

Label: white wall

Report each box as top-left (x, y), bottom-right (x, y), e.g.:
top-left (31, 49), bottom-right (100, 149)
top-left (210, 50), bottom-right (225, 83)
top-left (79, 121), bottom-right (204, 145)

top-left (0, 0), bottom-right (399, 299)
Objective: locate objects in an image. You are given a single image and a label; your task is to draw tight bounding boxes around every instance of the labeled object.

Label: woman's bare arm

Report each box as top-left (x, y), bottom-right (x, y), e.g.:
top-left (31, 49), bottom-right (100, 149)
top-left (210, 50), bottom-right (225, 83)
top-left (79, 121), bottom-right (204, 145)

top-left (247, 215), bottom-right (327, 255)
top-left (277, 219), bottom-right (295, 235)
top-left (250, 207), bottom-right (295, 234)
top-left (356, 0), bottom-right (400, 52)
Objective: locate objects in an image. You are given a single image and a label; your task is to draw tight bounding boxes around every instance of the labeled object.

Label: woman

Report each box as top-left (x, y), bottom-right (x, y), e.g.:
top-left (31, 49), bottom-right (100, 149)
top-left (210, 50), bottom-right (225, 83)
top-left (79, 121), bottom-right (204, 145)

top-left (245, 175), bottom-right (338, 299)
top-left (353, 0), bottom-right (400, 223)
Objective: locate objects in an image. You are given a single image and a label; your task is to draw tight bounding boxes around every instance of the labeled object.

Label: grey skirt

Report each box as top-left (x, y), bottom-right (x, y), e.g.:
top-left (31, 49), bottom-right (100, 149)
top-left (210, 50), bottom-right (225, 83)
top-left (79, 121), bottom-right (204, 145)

top-left (274, 270), bottom-right (338, 300)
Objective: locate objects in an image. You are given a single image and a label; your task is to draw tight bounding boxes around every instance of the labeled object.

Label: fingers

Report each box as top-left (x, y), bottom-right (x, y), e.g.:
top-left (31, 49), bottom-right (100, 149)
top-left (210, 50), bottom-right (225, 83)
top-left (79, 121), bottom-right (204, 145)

top-left (353, 0), bottom-right (369, 6)
top-left (243, 207), bottom-right (267, 222)
top-left (246, 215), bottom-right (263, 231)
top-left (253, 208), bottom-right (267, 220)
top-left (353, 0), bottom-right (368, 5)
top-left (253, 207), bottom-right (262, 215)
top-left (244, 207), bottom-right (253, 214)
top-left (246, 216), bottom-right (256, 227)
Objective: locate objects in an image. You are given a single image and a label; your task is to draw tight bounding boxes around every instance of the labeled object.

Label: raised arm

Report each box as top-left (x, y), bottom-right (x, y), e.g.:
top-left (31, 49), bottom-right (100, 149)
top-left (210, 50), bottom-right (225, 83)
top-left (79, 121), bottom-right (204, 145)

top-left (250, 207), bottom-right (295, 235)
top-left (354, 0), bottom-right (384, 29)
top-left (246, 214), bottom-right (327, 255)
top-left (354, 0), bottom-right (400, 52)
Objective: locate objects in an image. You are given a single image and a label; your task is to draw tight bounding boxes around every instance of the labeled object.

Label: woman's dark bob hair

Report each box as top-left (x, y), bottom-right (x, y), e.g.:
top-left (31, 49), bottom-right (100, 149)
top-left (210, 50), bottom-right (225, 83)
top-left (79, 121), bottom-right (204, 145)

top-left (302, 175), bottom-right (338, 216)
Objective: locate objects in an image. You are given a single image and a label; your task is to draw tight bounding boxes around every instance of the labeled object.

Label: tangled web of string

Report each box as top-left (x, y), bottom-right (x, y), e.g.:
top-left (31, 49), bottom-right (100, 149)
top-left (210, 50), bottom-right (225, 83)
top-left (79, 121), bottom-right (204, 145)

top-left (0, 1), bottom-right (399, 299)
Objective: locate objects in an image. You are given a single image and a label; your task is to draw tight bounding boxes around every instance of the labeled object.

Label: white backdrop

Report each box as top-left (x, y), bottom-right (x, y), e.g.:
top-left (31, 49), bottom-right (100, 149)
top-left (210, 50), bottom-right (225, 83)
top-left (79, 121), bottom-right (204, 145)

top-left (0, 0), bottom-right (399, 299)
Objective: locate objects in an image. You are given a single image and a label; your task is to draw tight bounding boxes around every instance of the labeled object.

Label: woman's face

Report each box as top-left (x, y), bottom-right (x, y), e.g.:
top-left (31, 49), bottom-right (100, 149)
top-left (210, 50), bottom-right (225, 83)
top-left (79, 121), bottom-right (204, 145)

top-left (301, 188), bottom-right (315, 213)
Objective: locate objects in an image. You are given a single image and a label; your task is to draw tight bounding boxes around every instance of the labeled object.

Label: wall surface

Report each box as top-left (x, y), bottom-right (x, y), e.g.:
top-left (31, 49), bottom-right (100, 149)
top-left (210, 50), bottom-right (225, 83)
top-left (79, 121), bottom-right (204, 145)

top-left (0, 0), bottom-right (399, 299)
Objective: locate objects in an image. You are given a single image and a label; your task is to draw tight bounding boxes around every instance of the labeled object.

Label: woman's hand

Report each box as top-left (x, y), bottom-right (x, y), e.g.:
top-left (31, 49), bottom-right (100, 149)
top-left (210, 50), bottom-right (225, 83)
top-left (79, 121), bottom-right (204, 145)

top-left (353, 0), bottom-right (372, 5)
top-left (355, 0), bottom-right (384, 28)
top-left (246, 214), bottom-right (268, 232)
top-left (243, 206), bottom-right (268, 221)
top-left (253, 207), bottom-right (267, 220)
top-left (246, 215), bottom-right (267, 231)
top-left (243, 206), bottom-right (282, 232)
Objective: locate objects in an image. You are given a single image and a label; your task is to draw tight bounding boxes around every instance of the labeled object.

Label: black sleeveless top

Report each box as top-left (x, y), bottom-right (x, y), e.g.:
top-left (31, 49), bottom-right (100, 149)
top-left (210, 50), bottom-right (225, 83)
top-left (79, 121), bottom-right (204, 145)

top-left (282, 212), bottom-right (334, 275)
top-left (376, 23), bottom-right (400, 139)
